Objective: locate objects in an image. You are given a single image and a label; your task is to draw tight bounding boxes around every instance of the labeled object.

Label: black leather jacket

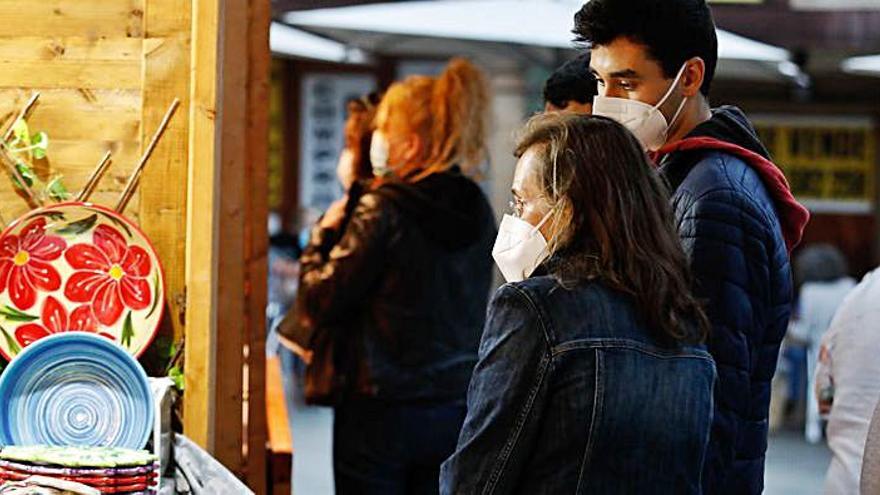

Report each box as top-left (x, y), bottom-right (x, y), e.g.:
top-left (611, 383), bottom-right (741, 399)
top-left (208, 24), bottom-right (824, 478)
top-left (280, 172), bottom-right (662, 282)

top-left (296, 169), bottom-right (496, 403)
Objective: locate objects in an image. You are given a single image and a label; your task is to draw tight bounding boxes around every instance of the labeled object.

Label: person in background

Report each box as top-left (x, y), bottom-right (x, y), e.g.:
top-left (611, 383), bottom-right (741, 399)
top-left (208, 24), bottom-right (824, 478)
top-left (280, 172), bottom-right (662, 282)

top-left (281, 58), bottom-right (496, 494)
top-left (282, 94), bottom-right (382, 494)
top-left (337, 93), bottom-right (381, 191)
top-left (542, 52), bottom-right (596, 114)
top-left (441, 114), bottom-right (715, 494)
top-left (790, 244), bottom-right (855, 444)
top-left (322, 93), bottom-right (381, 251)
top-left (812, 266), bottom-right (879, 493)
top-left (574, 1), bottom-right (810, 492)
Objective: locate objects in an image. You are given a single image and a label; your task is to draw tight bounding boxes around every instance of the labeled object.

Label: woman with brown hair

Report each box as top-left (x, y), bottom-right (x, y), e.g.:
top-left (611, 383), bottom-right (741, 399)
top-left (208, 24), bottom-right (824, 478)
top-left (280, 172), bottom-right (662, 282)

top-left (282, 58), bottom-right (495, 494)
top-left (440, 113), bottom-right (715, 494)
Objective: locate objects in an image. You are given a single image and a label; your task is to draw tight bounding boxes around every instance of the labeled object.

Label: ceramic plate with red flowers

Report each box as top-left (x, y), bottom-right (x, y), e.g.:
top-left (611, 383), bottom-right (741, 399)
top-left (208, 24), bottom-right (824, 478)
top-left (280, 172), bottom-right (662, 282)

top-left (0, 203), bottom-right (165, 360)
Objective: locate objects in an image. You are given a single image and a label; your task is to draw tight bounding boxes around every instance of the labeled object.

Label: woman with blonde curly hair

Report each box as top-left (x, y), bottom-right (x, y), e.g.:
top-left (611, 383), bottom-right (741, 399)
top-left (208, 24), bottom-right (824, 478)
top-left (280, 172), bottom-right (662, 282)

top-left (281, 58), bottom-right (496, 494)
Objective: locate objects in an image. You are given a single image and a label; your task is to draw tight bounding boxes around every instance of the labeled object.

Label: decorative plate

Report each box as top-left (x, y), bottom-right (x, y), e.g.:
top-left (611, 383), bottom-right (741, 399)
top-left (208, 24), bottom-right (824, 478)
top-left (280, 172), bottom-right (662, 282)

top-left (0, 460), bottom-right (157, 477)
top-left (0, 334), bottom-right (155, 449)
top-left (0, 202), bottom-right (165, 360)
top-left (0, 468), bottom-right (156, 486)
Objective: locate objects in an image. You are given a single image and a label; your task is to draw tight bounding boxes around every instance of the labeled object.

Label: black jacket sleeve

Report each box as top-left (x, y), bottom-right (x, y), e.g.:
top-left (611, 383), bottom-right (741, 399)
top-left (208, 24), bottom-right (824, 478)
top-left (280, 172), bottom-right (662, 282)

top-left (298, 192), bottom-right (393, 326)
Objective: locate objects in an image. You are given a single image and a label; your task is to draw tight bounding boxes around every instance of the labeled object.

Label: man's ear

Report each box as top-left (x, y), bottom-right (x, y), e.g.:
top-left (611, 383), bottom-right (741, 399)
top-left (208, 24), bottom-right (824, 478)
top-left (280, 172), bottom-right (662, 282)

top-left (681, 57), bottom-right (706, 98)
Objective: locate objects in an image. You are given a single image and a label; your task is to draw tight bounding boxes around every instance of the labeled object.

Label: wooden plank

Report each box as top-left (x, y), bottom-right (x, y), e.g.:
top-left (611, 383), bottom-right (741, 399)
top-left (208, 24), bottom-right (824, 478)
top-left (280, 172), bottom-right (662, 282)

top-left (265, 357), bottom-right (292, 454)
top-left (0, 89), bottom-right (141, 142)
top-left (140, 0), bottom-right (191, 371)
top-left (184, 0), bottom-right (221, 453)
top-left (214, 0), bottom-right (248, 478)
top-left (0, 0), bottom-right (145, 39)
top-left (0, 38), bottom-right (141, 61)
top-left (0, 36), bottom-right (142, 90)
top-left (39, 140), bottom-right (140, 171)
top-left (245, 0), bottom-right (271, 491)
top-left (183, 2), bottom-right (270, 490)
top-left (0, 60), bottom-right (141, 90)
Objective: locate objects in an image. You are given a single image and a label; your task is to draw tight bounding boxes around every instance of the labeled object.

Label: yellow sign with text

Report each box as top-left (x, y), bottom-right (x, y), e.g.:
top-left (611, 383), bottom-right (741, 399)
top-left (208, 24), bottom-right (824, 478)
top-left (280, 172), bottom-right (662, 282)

top-left (753, 117), bottom-right (876, 211)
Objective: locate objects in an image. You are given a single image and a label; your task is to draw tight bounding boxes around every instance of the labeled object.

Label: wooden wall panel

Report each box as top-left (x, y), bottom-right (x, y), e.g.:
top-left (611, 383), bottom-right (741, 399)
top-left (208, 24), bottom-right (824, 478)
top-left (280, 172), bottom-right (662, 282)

top-left (245, 0), bottom-right (270, 490)
top-left (140, 0), bottom-right (191, 351)
top-left (0, 40), bottom-right (142, 90)
top-left (0, 0), bottom-right (146, 223)
top-left (0, 0), bottom-right (145, 38)
top-left (215, 0), bottom-right (248, 477)
top-left (0, 89), bottom-right (142, 142)
top-left (184, 1), bottom-right (269, 490)
top-left (184, 0), bottom-right (221, 453)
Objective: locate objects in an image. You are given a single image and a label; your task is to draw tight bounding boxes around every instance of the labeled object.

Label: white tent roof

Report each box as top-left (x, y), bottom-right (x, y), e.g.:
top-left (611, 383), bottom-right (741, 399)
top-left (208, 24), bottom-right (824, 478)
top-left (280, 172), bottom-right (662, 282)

top-left (283, 0), bottom-right (793, 68)
top-left (270, 21), bottom-right (371, 64)
top-left (842, 54), bottom-right (880, 76)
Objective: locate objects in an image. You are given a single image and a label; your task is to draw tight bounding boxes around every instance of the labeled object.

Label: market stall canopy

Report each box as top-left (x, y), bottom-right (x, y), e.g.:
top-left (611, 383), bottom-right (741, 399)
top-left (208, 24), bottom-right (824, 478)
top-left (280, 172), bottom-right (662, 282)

top-left (281, 0), bottom-right (801, 81)
top-left (270, 21), bottom-right (372, 64)
top-left (842, 54), bottom-right (880, 76)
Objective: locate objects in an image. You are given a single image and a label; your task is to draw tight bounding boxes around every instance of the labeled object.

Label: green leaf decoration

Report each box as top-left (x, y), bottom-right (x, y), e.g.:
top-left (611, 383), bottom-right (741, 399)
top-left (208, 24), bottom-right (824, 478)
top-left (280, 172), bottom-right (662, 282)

top-left (146, 272), bottom-right (160, 319)
top-left (0, 325), bottom-right (21, 356)
top-left (168, 365), bottom-right (184, 391)
top-left (0, 305), bottom-right (39, 322)
top-left (13, 162), bottom-right (35, 189)
top-left (57, 214), bottom-right (98, 236)
top-left (93, 209), bottom-right (133, 238)
top-left (121, 311), bottom-right (134, 348)
top-left (11, 119), bottom-right (29, 146)
top-left (30, 132), bottom-right (48, 159)
top-left (46, 176), bottom-right (70, 201)
top-left (35, 210), bottom-right (66, 222)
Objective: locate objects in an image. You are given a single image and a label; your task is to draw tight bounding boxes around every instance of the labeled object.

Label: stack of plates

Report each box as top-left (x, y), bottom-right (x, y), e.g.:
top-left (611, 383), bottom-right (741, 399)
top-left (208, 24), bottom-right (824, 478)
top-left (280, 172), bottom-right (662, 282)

top-left (0, 333), bottom-right (157, 493)
top-left (0, 446), bottom-right (158, 494)
top-left (0, 333), bottom-right (154, 449)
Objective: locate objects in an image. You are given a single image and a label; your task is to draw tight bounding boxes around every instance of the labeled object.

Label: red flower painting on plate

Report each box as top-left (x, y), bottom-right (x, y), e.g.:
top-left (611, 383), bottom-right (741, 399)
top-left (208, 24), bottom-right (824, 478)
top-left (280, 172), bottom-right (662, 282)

top-left (0, 219), bottom-right (66, 311)
top-left (14, 295), bottom-right (112, 347)
top-left (64, 224), bottom-right (152, 327)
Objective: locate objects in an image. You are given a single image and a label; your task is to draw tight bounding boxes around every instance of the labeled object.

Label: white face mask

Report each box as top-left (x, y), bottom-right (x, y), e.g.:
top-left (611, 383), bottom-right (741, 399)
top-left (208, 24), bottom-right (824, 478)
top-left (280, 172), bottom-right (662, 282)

top-left (492, 211), bottom-right (554, 283)
top-left (369, 131), bottom-right (392, 177)
top-left (337, 148), bottom-right (356, 189)
top-left (592, 63), bottom-right (688, 151)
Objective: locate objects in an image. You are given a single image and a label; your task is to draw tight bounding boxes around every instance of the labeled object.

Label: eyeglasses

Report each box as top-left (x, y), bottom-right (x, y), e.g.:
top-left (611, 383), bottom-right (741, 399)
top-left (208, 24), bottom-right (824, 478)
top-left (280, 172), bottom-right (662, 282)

top-left (507, 198), bottom-right (525, 218)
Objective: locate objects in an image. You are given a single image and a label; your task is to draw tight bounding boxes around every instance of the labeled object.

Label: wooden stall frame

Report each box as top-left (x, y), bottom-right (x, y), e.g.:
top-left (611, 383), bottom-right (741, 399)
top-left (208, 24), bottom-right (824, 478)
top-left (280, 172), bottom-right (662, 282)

top-left (185, 0), bottom-right (269, 492)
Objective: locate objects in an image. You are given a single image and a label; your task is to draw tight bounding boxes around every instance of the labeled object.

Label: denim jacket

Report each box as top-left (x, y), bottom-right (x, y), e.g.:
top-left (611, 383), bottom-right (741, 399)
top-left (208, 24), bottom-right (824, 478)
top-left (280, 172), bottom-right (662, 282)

top-left (440, 274), bottom-right (716, 494)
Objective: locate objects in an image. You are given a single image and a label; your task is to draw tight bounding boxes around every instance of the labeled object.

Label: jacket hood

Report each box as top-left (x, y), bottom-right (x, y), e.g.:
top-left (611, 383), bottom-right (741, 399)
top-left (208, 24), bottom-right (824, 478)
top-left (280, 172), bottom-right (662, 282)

top-left (655, 106), bottom-right (810, 252)
top-left (374, 167), bottom-right (490, 250)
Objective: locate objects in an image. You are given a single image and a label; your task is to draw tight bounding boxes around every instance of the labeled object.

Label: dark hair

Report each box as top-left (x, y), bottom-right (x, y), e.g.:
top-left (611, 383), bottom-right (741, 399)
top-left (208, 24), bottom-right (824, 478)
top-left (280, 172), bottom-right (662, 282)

top-left (794, 244), bottom-right (850, 287)
top-left (515, 113), bottom-right (708, 345)
top-left (573, 0), bottom-right (718, 96)
top-left (543, 53), bottom-right (597, 108)
top-left (344, 92), bottom-right (381, 182)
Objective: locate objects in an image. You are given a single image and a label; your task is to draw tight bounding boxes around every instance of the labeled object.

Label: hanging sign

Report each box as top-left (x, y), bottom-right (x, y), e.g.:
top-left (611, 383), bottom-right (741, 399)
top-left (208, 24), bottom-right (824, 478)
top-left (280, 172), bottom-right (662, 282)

top-left (752, 115), bottom-right (876, 214)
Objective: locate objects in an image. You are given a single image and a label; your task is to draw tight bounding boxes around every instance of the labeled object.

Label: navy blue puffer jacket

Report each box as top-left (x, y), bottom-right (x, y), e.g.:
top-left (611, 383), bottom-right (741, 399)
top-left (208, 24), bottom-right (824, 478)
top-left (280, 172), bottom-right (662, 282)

top-left (656, 107), bottom-right (809, 495)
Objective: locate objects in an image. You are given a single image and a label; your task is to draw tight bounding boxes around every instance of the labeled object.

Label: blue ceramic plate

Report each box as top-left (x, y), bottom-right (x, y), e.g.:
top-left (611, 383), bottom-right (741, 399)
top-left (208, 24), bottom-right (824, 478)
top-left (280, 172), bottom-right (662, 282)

top-left (0, 332), bottom-right (153, 449)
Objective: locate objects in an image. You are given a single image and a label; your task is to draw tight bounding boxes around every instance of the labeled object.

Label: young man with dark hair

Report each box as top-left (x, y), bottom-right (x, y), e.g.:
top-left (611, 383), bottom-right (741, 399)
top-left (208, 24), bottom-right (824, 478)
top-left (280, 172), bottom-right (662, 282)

top-left (542, 53), bottom-right (596, 114)
top-left (574, 0), bottom-right (810, 493)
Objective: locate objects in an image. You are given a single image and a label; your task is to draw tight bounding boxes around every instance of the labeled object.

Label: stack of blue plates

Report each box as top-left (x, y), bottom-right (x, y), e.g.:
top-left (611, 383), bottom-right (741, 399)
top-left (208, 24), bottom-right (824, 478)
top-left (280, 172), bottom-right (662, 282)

top-left (0, 332), bottom-right (154, 450)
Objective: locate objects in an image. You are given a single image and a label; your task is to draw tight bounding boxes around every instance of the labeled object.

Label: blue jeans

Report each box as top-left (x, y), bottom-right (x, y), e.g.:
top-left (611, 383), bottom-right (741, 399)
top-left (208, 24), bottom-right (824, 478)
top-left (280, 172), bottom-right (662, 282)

top-left (333, 399), bottom-right (466, 495)
top-left (783, 343), bottom-right (807, 404)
